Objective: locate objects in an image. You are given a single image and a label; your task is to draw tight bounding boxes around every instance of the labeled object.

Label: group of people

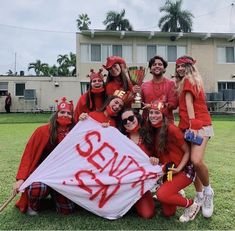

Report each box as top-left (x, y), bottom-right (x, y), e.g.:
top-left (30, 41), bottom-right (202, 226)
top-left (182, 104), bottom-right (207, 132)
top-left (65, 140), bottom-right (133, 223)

top-left (13, 55), bottom-right (214, 223)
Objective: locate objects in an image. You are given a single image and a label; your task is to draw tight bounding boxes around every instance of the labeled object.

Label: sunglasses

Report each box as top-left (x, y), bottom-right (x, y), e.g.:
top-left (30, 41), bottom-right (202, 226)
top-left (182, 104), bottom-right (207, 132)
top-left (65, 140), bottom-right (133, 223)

top-left (122, 115), bottom-right (135, 125)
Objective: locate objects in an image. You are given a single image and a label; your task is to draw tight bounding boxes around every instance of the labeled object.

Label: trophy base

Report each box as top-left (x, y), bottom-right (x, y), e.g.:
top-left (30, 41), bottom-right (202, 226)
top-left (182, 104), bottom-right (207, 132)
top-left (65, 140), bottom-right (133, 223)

top-left (131, 102), bottom-right (142, 109)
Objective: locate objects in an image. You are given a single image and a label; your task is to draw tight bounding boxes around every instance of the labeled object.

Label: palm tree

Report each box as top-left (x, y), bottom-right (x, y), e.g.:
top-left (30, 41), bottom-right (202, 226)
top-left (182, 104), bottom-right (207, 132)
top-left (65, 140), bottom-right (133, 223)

top-left (57, 54), bottom-right (69, 67)
top-left (103, 9), bottom-right (133, 31)
top-left (28, 60), bottom-right (48, 76)
top-left (158, 0), bottom-right (194, 32)
top-left (57, 53), bottom-right (76, 76)
top-left (76, 13), bottom-right (91, 31)
top-left (67, 52), bottom-right (76, 76)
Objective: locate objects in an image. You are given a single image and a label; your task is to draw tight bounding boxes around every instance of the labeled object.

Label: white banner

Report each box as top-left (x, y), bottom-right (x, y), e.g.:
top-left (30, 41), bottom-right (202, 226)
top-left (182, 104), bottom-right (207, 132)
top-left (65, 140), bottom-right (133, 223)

top-left (19, 117), bottom-right (163, 219)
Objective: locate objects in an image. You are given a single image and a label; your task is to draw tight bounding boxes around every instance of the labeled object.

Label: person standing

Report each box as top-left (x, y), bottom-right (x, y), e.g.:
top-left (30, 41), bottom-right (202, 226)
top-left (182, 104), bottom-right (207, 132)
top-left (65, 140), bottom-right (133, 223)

top-left (103, 56), bottom-right (138, 106)
top-left (74, 69), bottom-right (106, 123)
top-left (175, 55), bottom-right (214, 218)
top-left (141, 56), bottom-right (178, 123)
top-left (13, 97), bottom-right (77, 215)
top-left (5, 92), bottom-right (12, 113)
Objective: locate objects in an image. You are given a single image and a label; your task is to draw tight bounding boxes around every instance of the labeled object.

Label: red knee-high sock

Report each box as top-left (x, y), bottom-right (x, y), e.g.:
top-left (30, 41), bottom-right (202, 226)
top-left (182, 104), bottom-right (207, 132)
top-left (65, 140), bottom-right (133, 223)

top-left (157, 172), bottom-right (193, 208)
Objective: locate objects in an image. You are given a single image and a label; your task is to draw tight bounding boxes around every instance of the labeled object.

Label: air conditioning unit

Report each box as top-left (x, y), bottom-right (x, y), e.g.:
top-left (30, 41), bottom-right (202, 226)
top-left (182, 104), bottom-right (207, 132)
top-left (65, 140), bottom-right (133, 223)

top-left (24, 89), bottom-right (36, 99)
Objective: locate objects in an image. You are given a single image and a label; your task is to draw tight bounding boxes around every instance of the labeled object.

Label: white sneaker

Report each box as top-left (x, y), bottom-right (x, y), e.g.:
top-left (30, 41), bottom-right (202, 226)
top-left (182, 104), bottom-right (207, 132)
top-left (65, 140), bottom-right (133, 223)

top-left (178, 189), bottom-right (186, 198)
top-left (194, 194), bottom-right (204, 207)
top-left (179, 202), bottom-right (200, 222)
top-left (202, 190), bottom-right (214, 218)
top-left (27, 207), bottom-right (38, 216)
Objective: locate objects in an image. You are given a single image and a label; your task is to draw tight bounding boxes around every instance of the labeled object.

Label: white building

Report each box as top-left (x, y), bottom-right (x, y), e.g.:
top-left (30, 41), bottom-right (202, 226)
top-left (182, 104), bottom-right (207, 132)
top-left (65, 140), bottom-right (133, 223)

top-left (1, 30), bottom-right (235, 112)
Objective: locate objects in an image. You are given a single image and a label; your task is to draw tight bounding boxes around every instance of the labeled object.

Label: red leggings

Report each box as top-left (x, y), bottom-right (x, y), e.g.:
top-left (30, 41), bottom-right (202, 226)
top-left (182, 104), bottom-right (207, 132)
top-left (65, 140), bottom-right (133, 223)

top-left (135, 190), bottom-right (155, 219)
top-left (157, 171), bottom-right (193, 217)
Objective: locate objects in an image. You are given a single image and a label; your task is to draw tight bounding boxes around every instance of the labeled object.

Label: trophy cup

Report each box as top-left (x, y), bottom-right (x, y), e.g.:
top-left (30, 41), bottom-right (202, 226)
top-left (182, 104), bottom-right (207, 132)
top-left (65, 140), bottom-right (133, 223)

top-left (128, 66), bottom-right (146, 109)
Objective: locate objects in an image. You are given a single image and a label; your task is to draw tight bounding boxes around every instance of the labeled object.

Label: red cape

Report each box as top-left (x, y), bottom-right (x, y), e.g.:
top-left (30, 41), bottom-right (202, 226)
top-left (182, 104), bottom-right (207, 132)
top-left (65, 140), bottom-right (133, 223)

top-left (15, 124), bottom-right (51, 213)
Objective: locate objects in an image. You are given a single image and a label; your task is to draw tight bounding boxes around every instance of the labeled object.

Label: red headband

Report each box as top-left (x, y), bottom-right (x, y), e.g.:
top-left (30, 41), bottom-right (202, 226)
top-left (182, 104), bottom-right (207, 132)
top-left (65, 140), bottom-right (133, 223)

top-left (55, 97), bottom-right (73, 112)
top-left (87, 68), bottom-right (104, 81)
top-left (176, 57), bottom-right (196, 65)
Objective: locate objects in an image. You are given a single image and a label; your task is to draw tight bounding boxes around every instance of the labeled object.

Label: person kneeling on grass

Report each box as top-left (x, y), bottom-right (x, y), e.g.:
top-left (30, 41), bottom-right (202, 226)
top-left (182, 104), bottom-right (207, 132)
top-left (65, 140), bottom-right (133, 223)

top-left (12, 97), bottom-right (77, 215)
top-left (148, 100), bottom-right (200, 222)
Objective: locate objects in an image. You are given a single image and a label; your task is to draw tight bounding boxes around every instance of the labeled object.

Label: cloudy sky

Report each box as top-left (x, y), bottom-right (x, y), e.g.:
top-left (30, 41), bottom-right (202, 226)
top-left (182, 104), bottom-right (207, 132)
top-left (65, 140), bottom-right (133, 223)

top-left (0, 0), bottom-right (234, 75)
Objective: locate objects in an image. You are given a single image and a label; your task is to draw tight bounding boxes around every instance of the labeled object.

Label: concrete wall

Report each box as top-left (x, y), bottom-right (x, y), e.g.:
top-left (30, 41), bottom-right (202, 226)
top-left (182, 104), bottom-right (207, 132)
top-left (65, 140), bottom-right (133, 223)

top-left (0, 76), bottom-right (81, 112)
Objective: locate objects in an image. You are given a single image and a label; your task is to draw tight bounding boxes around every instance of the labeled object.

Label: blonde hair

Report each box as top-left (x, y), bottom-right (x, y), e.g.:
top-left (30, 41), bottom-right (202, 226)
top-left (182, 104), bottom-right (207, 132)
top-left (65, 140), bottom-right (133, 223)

top-left (175, 59), bottom-right (204, 95)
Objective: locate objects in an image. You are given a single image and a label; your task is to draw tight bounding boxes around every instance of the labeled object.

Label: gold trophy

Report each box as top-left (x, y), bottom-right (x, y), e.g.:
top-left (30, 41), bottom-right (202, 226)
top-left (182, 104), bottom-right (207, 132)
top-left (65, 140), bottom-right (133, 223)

top-left (128, 66), bottom-right (146, 109)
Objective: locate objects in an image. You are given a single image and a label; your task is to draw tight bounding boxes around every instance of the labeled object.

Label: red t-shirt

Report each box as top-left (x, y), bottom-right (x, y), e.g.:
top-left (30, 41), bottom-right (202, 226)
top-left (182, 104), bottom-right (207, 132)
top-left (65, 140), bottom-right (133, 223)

top-left (156, 124), bottom-right (185, 167)
top-left (178, 78), bottom-right (211, 130)
top-left (89, 111), bottom-right (117, 127)
top-left (106, 81), bottom-right (123, 96)
top-left (141, 78), bottom-right (178, 123)
top-left (74, 92), bottom-right (104, 123)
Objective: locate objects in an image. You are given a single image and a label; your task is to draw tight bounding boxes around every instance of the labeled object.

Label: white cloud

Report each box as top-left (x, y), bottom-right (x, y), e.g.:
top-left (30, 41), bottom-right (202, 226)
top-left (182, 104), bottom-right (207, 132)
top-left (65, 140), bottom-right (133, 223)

top-left (0, 0), bottom-right (234, 74)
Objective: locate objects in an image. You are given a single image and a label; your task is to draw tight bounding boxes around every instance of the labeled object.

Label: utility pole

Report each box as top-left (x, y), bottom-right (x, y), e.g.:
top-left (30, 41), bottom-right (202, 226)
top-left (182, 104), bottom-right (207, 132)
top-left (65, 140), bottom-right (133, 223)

top-left (14, 52), bottom-right (17, 75)
top-left (229, 2), bottom-right (235, 32)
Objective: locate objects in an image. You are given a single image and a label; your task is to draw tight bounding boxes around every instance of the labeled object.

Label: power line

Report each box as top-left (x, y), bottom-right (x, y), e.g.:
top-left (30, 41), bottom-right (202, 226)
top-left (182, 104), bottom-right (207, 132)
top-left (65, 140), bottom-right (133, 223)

top-left (0, 23), bottom-right (76, 34)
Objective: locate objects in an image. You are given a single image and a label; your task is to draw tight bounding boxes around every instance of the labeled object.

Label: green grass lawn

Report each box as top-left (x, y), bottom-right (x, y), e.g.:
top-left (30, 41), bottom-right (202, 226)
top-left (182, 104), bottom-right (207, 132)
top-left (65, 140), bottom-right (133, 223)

top-left (0, 113), bottom-right (234, 230)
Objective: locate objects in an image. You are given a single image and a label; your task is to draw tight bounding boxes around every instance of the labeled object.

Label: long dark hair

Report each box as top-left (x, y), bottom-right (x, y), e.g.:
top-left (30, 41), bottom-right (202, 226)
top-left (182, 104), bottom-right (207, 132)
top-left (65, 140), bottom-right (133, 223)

top-left (119, 108), bottom-right (153, 151)
top-left (85, 80), bottom-right (106, 110)
top-left (49, 111), bottom-right (75, 145)
top-left (148, 114), bottom-right (168, 155)
top-left (106, 67), bottom-right (129, 91)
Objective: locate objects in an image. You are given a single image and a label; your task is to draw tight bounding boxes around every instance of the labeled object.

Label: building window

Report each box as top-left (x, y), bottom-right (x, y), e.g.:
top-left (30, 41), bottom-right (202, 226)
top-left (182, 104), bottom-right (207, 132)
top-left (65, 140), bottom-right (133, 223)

top-left (226, 47), bottom-right (235, 63)
top-left (167, 45), bottom-right (177, 62)
top-left (80, 82), bottom-right (89, 95)
top-left (147, 45), bottom-right (157, 62)
top-left (0, 82), bottom-right (8, 96)
top-left (102, 45), bottom-right (112, 62)
top-left (137, 45), bottom-right (186, 63)
top-left (91, 44), bottom-right (101, 62)
top-left (122, 45), bottom-right (132, 63)
top-left (112, 45), bottom-right (122, 57)
top-left (217, 46), bottom-right (235, 63)
top-left (81, 44), bottom-right (132, 63)
top-left (15, 83), bottom-right (25, 96)
top-left (137, 45), bottom-right (147, 63)
top-left (157, 45), bottom-right (167, 59)
top-left (81, 44), bottom-right (90, 62)
top-left (218, 81), bottom-right (235, 91)
top-left (177, 46), bottom-right (187, 58)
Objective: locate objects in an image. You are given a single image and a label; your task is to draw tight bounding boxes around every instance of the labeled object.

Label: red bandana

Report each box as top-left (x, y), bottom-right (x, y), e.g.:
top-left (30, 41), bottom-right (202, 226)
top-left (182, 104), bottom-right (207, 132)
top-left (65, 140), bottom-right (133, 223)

top-left (176, 57), bottom-right (196, 65)
top-left (56, 117), bottom-right (72, 126)
top-left (106, 105), bottom-right (117, 117)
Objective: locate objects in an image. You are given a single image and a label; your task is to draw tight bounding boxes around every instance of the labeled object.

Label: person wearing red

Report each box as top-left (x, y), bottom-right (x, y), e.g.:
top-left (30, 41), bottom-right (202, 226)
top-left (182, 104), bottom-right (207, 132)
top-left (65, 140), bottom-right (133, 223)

top-left (103, 56), bottom-right (130, 95)
top-left (103, 56), bottom-right (137, 106)
top-left (79, 90), bottom-right (126, 128)
top-left (148, 101), bottom-right (199, 222)
top-left (119, 108), bottom-right (155, 219)
top-left (12, 97), bottom-right (76, 215)
top-left (74, 69), bottom-right (106, 123)
top-left (175, 55), bottom-right (214, 219)
top-left (141, 56), bottom-right (178, 123)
